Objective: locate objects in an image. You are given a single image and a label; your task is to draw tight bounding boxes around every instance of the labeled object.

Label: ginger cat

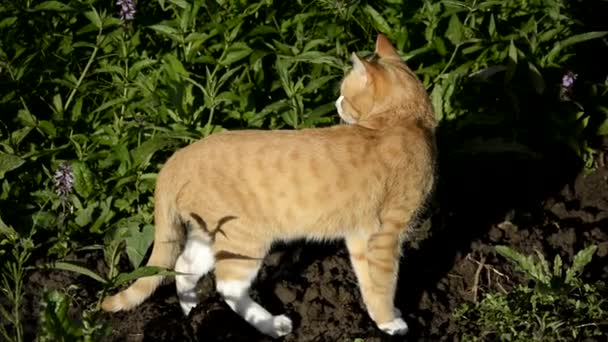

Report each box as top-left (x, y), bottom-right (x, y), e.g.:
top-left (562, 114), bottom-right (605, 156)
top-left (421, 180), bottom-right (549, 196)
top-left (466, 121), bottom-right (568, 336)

top-left (101, 34), bottom-right (437, 338)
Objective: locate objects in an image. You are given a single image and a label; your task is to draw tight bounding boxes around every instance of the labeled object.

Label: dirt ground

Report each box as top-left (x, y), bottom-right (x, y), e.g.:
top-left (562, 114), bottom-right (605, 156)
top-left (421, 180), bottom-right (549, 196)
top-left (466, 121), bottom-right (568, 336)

top-left (19, 146), bottom-right (608, 341)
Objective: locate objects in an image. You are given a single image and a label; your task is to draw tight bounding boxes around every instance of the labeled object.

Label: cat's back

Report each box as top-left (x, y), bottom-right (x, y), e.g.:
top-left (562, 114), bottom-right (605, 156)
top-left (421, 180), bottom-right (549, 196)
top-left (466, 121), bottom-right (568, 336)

top-left (168, 124), bottom-right (379, 165)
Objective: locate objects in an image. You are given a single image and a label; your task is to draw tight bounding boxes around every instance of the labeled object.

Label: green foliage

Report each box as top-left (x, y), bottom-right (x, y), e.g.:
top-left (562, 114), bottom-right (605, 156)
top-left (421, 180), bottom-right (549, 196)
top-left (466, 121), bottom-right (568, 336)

top-left (38, 290), bottom-right (109, 342)
top-left (455, 245), bottom-right (607, 341)
top-left (0, 219), bottom-right (33, 342)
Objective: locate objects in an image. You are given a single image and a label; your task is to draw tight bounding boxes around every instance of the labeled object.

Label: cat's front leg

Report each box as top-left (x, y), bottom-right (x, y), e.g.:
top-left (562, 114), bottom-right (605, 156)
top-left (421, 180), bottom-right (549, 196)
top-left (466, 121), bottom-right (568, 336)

top-left (365, 227), bottom-right (409, 336)
top-left (347, 233), bottom-right (408, 335)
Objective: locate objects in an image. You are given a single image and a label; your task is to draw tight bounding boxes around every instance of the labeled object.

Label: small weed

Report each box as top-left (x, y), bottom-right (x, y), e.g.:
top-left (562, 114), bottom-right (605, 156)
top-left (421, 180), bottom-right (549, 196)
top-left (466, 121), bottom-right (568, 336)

top-left (455, 245), bottom-right (607, 341)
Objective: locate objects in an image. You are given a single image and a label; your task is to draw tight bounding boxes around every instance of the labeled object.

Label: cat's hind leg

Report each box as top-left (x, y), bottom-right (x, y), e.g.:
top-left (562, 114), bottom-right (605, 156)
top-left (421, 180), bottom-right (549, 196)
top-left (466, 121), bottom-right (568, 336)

top-left (213, 235), bottom-right (291, 338)
top-left (175, 228), bottom-right (214, 316)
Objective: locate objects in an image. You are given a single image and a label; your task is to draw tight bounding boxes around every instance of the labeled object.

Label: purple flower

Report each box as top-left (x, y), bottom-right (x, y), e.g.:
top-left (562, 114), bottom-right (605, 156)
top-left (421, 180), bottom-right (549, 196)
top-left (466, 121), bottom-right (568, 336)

top-left (560, 70), bottom-right (577, 101)
top-left (53, 162), bottom-right (74, 199)
top-left (561, 71), bottom-right (577, 89)
top-left (117, 0), bottom-right (136, 21)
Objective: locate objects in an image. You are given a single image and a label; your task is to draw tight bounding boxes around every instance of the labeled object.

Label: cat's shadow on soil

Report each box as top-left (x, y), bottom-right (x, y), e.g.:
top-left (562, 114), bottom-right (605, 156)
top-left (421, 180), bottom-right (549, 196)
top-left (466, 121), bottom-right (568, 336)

top-left (392, 122), bottom-right (583, 339)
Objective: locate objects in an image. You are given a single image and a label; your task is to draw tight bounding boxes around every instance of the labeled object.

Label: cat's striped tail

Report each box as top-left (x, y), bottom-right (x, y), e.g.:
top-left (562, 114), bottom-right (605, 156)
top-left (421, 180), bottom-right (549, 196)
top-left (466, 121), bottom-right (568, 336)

top-left (101, 179), bottom-right (184, 312)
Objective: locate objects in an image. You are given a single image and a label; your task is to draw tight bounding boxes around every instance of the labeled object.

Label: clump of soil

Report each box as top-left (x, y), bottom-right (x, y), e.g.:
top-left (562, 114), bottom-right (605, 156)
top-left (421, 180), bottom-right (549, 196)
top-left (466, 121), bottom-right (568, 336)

top-left (17, 153), bottom-right (608, 341)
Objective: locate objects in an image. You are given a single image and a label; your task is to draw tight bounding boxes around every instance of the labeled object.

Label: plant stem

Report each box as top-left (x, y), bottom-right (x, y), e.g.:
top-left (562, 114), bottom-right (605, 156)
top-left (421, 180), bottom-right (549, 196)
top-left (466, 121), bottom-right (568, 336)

top-left (64, 27), bottom-right (103, 112)
top-left (430, 43), bottom-right (461, 88)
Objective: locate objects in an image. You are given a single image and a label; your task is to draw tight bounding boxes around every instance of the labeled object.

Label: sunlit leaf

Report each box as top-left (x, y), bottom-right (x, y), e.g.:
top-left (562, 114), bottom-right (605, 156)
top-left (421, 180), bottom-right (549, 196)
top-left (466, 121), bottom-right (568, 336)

top-left (113, 266), bottom-right (178, 287)
top-left (363, 5), bottom-right (391, 34)
top-left (84, 9), bottom-right (102, 30)
top-left (446, 14), bottom-right (464, 45)
top-left (71, 161), bottom-right (95, 199)
top-left (221, 42), bottom-right (253, 66)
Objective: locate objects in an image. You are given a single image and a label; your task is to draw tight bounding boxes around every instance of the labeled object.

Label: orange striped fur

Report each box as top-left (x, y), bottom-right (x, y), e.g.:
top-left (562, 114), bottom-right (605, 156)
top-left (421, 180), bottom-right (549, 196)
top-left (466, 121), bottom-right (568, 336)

top-left (101, 34), bottom-right (437, 338)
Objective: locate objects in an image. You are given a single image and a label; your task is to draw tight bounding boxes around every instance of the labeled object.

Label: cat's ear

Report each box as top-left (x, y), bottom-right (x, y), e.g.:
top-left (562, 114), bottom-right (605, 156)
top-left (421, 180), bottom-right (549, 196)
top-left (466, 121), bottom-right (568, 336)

top-left (375, 33), bottom-right (399, 59)
top-left (351, 52), bottom-right (370, 81)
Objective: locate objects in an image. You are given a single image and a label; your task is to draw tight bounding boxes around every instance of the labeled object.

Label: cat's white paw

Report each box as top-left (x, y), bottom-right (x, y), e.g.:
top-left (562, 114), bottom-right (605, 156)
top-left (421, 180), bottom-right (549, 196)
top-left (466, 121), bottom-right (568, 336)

top-left (267, 314), bottom-right (292, 338)
top-left (378, 317), bottom-right (409, 336)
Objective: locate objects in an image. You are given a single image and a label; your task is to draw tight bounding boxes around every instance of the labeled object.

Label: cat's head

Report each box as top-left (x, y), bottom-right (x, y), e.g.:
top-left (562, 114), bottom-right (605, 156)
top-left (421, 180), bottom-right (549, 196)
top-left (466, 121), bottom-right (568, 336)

top-left (336, 34), bottom-right (435, 129)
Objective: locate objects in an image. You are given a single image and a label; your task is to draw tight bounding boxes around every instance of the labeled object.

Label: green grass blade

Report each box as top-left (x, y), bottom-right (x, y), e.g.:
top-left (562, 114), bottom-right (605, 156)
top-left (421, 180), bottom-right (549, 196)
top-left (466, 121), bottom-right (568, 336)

top-left (44, 261), bottom-right (108, 285)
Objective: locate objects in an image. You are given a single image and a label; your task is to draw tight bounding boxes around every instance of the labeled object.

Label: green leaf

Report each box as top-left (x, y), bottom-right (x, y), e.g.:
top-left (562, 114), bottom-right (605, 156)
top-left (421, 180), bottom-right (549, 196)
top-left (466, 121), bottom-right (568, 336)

top-left (228, 21), bottom-right (243, 42)
top-left (446, 14), bottom-right (464, 45)
top-left (163, 53), bottom-right (189, 77)
top-left (217, 66), bottom-right (244, 89)
top-left (538, 28), bottom-right (560, 43)
top-left (0, 151), bottom-right (25, 179)
top-left (527, 62), bottom-right (545, 94)
top-left (0, 152), bottom-right (25, 178)
top-left (52, 94), bottom-right (63, 112)
top-left (553, 254), bottom-right (563, 278)
top-left (71, 161), bottom-right (95, 199)
top-left (131, 137), bottom-right (179, 168)
top-left (558, 31), bottom-right (608, 50)
top-left (0, 17), bottom-right (17, 28)
top-left (547, 31), bottom-right (608, 64)
top-left (596, 108), bottom-right (608, 135)
top-left (90, 197), bottom-right (115, 233)
top-left (91, 98), bottom-right (127, 115)
top-left (39, 120), bottom-right (57, 137)
top-left (129, 59), bottom-right (158, 79)
top-left (302, 75), bottom-right (336, 94)
top-left (566, 245), bottom-right (597, 284)
top-left (0, 214), bottom-right (18, 240)
top-left (39, 290), bottom-right (83, 340)
top-left (221, 42), bottom-right (253, 66)
top-left (45, 261), bottom-right (108, 284)
top-left (125, 224), bottom-right (154, 267)
top-left (84, 8), bottom-right (102, 30)
top-left (496, 245), bottom-right (549, 284)
top-left (32, 1), bottom-right (73, 11)
top-left (185, 32), bottom-right (211, 44)
top-left (149, 24), bottom-right (181, 41)
top-left (488, 14), bottom-right (497, 38)
top-left (303, 39), bottom-right (327, 52)
top-left (113, 266), bottom-right (178, 287)
top-left (71, 97), bottom-right (83, 122)
top-left (285, 52), bottom-right (341, 67)
top-left (430, 81), bottom-right (445, 121)
top-left (508, 40), bottom-right (518, 63)
top-left (75, 204), bottom-right (95, 227)
top-left (169, 0), bottom-right (189, 8)
top-left (363, 5), bottom-right (391, 34)
top-left (9, 127), bottom-right (33, 148)
top-left (302, 102), bottom-right (336, 127)
top-left (17, 109), bottom-right (36, 127)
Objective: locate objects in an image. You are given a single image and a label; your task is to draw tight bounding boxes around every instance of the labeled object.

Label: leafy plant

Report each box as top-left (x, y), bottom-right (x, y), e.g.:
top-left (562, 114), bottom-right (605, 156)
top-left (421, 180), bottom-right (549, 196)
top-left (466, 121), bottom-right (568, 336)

top-left (0, 217), bottom-right (33, 342)
top-left (43, 222), bottom-right (178, 300)
top-left (38, 289), bottom-right (109, 342)
top-left (454, 245), bottom-right (607, 341)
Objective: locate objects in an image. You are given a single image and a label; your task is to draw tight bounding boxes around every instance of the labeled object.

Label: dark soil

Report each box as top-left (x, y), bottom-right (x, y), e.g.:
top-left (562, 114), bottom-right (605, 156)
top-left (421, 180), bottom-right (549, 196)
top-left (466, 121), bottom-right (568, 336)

top-left (19, 147), bottom-right (608, 341)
